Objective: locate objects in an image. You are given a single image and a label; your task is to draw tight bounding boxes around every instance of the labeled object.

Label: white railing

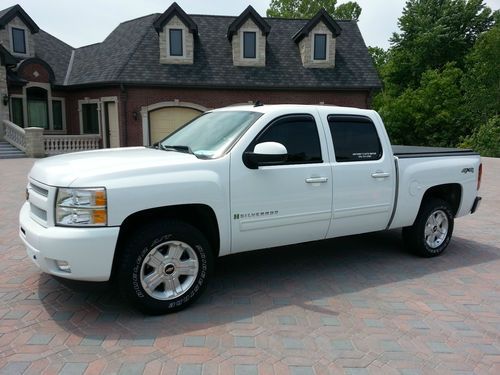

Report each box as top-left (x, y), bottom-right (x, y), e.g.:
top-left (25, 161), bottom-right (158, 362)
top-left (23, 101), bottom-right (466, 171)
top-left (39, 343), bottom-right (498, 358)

top-left (44, 135), bottom-right (101, 155)
top-left (3, 120), bottom-right (26, 151)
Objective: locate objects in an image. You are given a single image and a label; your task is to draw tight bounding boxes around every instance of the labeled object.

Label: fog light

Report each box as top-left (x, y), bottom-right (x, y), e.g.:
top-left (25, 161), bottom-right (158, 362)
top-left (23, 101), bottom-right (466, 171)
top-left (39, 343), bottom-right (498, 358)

top-left (55, 260), bottom-right (71, 272)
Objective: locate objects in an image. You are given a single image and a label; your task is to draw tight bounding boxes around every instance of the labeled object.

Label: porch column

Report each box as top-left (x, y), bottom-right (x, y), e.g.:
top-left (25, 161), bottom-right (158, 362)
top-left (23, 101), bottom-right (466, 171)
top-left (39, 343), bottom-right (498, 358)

top-left (25, 127), bottom-right (45, 158)
top-left (140, 106), bottom-right (149, 146)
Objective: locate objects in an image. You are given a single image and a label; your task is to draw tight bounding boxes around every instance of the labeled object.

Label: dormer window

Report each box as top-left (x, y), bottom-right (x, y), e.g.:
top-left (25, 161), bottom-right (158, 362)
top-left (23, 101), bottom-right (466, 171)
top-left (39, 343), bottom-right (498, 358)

top-left (227, 6), bottom-right (270, 67)
top-left (313, 34), bottom-right (327, 60)
top-left (169, 29), bottom-right (183, 57)
top-left (153, 2), bottom-right (197, 65)
top-left (293, 9), bottom-right (341, 68)
top-left (243, 31), bottom-right (256, 59)
top-left (11, 27), bottom-right (27, 54)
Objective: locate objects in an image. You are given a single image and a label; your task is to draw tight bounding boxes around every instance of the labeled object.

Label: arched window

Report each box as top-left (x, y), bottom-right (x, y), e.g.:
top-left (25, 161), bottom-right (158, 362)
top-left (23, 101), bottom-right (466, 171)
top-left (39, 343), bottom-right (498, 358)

top-left (26, 87), bottom-right (49, 129)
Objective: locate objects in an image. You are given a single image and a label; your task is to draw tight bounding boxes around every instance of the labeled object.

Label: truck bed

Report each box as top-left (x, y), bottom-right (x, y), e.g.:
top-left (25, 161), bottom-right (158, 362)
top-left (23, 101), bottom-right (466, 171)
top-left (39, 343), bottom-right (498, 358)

top-left (392, 145), bottom-right (479, 158)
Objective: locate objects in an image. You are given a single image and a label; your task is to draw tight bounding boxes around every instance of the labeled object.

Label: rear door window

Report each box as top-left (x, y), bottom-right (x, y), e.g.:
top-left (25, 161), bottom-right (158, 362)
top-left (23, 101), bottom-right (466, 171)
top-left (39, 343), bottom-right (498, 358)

top-left (328, 115), bottom-right (382, 162)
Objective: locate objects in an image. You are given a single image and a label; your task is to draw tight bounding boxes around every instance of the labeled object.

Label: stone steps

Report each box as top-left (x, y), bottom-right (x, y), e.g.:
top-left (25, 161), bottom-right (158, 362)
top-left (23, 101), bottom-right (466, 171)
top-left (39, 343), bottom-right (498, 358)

top-left (0, 141), bottom-right (26, 159)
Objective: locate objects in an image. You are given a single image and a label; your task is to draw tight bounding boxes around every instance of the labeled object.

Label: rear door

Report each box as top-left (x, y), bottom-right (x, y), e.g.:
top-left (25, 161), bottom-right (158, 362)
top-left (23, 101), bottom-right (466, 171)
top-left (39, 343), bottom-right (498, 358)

top-left (325, 114), bottom-right (395, 237)
top-left (230, 112), bottom-right (333, 253)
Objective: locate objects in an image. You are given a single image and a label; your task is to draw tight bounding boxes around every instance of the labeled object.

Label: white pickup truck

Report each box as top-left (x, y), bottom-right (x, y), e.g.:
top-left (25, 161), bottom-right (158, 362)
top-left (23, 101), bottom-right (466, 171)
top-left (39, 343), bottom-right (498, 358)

top-left (19, 105), bottom-right (482, 314)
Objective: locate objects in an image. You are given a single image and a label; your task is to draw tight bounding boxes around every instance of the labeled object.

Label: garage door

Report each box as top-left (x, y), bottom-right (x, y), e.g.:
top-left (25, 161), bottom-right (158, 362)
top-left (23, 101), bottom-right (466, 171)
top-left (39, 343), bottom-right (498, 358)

top-left (149, 107), bottom-right (202, 144)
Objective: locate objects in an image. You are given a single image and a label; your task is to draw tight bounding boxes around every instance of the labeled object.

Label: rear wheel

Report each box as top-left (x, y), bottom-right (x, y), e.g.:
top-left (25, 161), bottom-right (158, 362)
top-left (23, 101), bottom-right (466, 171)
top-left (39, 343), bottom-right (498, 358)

top-left (403, 198), bottom-right (454, 257)
top-left (117, 220), bottom-right (213, 314)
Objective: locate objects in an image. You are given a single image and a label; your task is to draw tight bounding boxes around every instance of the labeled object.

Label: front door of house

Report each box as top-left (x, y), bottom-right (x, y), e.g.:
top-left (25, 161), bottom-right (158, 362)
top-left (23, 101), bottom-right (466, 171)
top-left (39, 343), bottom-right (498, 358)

top-left (103, 101), bottom-right (120, 148)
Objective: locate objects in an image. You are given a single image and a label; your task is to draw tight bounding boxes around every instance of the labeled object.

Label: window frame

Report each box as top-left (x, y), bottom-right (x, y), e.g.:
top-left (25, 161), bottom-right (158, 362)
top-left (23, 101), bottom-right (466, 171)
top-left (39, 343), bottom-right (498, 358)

top-left (10, 26), bottom-right (27, 55)
top-left (9, 96), bottom-right (24, 127)
top-left (245, 113), bottom-right (324, 167)
top-left (242, 31), bottom-right (257, 59)
top-left (79, 99), bottom-right (101, 135)
top-left (327, 115), bottom-right (383, 163)
top-left (312, 33), bottom-right (328, 61)
top-left (168, 28), bottom-right (184, 57)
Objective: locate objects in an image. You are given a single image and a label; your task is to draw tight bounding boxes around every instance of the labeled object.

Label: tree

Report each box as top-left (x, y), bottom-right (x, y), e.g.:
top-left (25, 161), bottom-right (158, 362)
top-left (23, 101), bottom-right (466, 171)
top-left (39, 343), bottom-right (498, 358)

top-left (266, 0), bottom-right (361, 20)
top-left (460, 116), bottom-right (500, 157)
top-left (367, 46), bottom-right (388, 73)
top-left (383, 0), bottom-right (494, 92)
top-left (461, 24), bottom-right (500, 126)
top-left (377, 64), bottom-right (466, 147)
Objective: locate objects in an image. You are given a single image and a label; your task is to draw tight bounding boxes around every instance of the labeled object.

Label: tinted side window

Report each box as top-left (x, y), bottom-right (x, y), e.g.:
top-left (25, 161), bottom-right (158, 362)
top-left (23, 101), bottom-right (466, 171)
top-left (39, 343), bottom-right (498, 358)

top-left (255, 115), bottom-right (322, 164)
top-left (328, 116), bottom-right (382, 162)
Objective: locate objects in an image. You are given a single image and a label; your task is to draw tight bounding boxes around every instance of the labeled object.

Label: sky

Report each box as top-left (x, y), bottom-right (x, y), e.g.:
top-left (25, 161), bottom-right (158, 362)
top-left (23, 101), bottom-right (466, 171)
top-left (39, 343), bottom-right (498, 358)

top-left (2, 0), bottom-right (499, 50)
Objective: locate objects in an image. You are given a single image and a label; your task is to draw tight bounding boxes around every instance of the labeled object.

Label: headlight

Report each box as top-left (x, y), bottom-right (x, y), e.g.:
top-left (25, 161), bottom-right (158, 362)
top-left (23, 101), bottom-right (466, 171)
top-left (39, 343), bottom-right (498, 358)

top-left (56, 188), bottom-right (107, 226)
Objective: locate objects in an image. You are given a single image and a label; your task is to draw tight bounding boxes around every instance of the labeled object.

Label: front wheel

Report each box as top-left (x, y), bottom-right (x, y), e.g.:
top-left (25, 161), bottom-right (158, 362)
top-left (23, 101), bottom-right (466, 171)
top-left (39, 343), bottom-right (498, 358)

top-left (117, 220), bottom-right (213, 314)
top-left (402, 198), bottom-right (454, 257)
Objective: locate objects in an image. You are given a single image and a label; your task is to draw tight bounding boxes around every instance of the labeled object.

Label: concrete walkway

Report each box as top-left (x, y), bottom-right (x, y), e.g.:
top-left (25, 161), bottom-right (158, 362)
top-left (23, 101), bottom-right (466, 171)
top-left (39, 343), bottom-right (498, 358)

top-left (0, 157), bottom-right (499, 375)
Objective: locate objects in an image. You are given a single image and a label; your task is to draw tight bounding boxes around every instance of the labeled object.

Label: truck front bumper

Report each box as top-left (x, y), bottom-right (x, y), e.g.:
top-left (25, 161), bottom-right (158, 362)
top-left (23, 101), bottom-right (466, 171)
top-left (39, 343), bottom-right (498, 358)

top-left (19, 202), bottom-right (120, 281)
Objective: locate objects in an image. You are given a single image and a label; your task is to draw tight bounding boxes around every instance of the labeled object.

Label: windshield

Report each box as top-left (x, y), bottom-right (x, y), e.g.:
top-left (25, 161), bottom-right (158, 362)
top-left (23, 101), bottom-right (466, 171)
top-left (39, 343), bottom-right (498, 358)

top-left (159, 111), bottom-right (262, 159)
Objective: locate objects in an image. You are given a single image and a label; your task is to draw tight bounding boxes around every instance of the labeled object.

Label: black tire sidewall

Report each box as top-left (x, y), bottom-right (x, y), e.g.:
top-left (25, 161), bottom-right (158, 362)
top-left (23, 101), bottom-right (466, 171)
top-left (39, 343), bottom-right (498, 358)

top-left (119, 221), bottom-right (213, 314)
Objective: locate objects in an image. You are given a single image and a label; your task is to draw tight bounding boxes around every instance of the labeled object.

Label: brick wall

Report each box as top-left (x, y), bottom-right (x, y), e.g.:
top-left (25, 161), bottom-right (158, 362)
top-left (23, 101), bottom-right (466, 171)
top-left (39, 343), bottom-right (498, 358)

top-left (18, 62), bottom-right (51, 83)
top-left (35, 85), bottom-right (369, 146)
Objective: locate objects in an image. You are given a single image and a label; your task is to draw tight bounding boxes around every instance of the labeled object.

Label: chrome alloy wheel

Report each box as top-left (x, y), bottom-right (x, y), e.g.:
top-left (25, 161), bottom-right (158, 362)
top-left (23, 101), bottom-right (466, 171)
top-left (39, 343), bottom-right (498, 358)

top-left (424, 210), bottom-right (449, 249)
top-left (140, 240), bottom-right (199, 300)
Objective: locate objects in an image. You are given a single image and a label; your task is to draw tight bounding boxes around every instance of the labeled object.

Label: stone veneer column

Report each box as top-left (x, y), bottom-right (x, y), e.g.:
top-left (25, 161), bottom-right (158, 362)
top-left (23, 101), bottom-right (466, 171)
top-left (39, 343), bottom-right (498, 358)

top-left (24, 127), bottom-right (45, 158)
top-left (0, 66), bottom-right (9, 140)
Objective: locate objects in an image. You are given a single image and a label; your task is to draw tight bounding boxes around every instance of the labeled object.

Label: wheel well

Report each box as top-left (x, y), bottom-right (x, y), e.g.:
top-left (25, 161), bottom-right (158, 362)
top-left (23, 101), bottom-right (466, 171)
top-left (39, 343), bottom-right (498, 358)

top-left (110, 204), bottom-right (220, 280)
top-left (421, 183), bottom-right (462, 216)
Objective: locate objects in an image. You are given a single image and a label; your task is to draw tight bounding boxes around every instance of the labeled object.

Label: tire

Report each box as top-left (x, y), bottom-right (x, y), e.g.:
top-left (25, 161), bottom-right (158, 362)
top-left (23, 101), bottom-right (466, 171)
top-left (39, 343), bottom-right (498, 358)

top-left (117, 220), bottom-right (213, 314)
top-left (402, 198), bottom-right (454, 257)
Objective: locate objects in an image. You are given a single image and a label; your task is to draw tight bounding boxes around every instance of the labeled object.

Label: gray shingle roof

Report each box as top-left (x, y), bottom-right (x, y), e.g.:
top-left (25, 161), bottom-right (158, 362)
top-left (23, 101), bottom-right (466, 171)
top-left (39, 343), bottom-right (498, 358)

top-left (33, 30), bottom-right (73, 84)
top-left (21, 11), bottom-right (381, 90)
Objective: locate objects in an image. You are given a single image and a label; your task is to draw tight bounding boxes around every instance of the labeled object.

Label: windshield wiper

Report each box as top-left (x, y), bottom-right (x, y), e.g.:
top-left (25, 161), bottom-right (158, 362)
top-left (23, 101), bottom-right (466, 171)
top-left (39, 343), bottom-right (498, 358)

top-left (158, 144), bottom-right (194, 155)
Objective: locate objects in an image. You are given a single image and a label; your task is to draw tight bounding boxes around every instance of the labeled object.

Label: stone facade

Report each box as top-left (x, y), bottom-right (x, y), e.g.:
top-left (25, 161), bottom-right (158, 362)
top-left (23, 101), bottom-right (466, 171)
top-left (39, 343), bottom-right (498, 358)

top-left (159, 15), bottom-right (193, 64)
top-left (298, 21), bottom-right (336, 68)
top-left (232, 19), bottom-right (266, 67)
top-left (0, 16), bottom-right (35, 58)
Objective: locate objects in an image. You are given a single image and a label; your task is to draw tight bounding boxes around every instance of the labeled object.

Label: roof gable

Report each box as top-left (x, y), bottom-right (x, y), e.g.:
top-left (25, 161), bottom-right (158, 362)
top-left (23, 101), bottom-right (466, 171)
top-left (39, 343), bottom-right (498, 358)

top-left (292, 8), bottom-right (341, 43)
top-left (0, 4), bottom-right (39, 33)
top-left (0, 44), bottom-right (16, 66)
top-left (227, 5), bottom-right (271, 41)
top-left (153, 2), bottom-right (197, 34)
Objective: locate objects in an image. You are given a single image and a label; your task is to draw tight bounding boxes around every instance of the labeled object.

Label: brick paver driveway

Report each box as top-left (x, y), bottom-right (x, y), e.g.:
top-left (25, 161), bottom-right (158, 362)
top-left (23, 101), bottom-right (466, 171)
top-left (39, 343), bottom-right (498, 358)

top-left (0, 157), bottom-right (499, 375)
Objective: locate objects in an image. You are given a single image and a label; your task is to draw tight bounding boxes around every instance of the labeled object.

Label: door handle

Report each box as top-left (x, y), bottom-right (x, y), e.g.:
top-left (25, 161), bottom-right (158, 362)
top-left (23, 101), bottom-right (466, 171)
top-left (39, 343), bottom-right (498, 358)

top-left (305, 177), bottom-right (328, 183)
top-left (371, 171), bottom-right (390, 178)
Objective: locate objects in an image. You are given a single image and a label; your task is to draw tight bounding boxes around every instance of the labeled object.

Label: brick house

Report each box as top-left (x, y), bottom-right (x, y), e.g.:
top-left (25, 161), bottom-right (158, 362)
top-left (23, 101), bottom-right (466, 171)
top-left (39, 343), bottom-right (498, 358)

top-left (0, 2), bottom-right (380, 149)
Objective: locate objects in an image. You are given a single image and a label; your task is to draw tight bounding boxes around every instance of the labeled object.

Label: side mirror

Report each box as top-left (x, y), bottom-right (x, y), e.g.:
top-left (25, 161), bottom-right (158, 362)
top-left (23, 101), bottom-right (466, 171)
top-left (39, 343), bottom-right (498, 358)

top-left (243, 142), bottom-right (288, 169)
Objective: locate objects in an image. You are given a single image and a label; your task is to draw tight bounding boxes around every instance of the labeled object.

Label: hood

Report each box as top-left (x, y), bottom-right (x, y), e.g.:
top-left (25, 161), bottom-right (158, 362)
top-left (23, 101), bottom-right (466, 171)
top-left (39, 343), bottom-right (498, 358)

top-left (29, 147), bottom-right (198, 187)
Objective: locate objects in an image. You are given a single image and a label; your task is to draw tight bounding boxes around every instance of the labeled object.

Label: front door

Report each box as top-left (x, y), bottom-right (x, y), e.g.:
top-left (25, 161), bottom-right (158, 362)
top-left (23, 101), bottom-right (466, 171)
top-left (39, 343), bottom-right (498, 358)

top-left (230, 113), bottom-right (333, 253)
top-left (103, 102), bottom-right (120, 148)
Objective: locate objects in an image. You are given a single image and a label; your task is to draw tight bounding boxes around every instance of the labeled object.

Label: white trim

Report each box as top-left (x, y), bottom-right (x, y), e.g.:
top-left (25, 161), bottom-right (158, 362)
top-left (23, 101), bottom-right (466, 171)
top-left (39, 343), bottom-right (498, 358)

top-left (78, 98), bottom-right (101, 135)
top-left (311, 32), bottom-right (329, 62)
top-left (240, 28), bottom-right (259, 60)
top-left (8, 23), bottom-right (29, 57)
top-left (166, 27), bottom-right (186, 59)
top-left (140, 101), bottom-right (208, 146)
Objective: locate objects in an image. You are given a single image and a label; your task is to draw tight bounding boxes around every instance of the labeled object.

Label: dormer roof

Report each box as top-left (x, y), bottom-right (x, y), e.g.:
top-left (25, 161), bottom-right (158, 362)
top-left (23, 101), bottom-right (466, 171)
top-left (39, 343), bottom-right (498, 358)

top-left (0, 4), bottom-right (39, 33)
top-left (292, 8), bottom-right (341, 43)
top-left (227, 5), bottom-right (271, 41)
top-left (153, 2), bottom-right (198, 34)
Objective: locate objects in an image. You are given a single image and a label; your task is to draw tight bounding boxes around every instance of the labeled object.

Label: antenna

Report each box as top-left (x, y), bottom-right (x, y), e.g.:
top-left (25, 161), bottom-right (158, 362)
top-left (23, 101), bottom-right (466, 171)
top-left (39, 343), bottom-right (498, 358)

top-left (254, 100), bottom-right (263, 107)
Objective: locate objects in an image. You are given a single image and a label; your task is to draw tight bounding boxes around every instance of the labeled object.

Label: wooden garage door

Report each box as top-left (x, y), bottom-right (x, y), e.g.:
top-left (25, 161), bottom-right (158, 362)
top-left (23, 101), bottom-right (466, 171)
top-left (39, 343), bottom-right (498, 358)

top-left (149, 107), bottom-right (202, 144)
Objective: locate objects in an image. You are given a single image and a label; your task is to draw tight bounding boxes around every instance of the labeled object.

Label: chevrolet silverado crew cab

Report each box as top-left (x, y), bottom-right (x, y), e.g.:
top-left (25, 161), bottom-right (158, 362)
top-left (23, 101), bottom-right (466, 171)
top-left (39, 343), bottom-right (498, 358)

top-left (19, 105), bottom-right (482, 314)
